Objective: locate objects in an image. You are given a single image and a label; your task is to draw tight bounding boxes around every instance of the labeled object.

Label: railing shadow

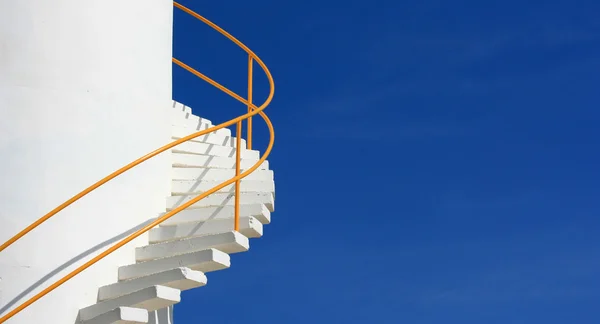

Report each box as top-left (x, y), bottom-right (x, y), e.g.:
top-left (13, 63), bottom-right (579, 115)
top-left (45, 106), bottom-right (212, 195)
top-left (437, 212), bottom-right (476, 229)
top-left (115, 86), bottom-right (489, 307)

top-left (0, 218), bottom-right (156, 316)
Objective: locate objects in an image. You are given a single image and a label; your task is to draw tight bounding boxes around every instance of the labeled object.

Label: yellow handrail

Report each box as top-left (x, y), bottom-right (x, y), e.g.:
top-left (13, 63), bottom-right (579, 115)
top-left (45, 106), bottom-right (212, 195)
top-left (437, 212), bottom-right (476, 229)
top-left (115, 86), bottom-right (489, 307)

top-left (0, 2), bottom-right (274, 322)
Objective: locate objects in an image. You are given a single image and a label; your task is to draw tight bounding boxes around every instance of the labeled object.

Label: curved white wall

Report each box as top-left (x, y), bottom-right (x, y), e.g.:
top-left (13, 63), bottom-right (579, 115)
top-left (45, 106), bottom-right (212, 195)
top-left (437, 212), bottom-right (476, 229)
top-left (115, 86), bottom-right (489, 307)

top-left (0, 1), bottom-right (173, 322)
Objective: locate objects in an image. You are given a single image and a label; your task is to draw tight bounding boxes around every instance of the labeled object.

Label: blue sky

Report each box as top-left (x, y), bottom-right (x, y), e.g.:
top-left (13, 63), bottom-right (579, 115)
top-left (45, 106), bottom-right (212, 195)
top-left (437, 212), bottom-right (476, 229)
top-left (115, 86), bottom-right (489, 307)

top-left (172, 0), bottom-right (600, 323)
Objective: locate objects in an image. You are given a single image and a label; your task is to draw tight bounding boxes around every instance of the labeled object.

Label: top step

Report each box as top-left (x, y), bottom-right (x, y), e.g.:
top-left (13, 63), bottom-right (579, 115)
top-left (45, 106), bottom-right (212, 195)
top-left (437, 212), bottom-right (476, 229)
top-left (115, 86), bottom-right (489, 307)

top-left (171, 101), bottom-right (232, 138)
top-left (172, 101), bottom-right (212, 125)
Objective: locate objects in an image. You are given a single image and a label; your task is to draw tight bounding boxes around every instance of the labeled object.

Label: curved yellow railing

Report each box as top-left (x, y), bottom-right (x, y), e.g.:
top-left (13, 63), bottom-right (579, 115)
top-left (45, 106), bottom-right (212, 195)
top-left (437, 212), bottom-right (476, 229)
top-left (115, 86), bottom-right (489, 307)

top-left (0, 2), bottom-right (274, 322)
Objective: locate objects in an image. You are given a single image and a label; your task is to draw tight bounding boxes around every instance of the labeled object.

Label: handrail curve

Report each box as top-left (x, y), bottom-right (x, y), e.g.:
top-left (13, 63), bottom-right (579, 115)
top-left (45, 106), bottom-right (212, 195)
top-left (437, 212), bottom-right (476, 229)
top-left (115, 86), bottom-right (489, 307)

top-left (0, 2), bottom-right (274, 322)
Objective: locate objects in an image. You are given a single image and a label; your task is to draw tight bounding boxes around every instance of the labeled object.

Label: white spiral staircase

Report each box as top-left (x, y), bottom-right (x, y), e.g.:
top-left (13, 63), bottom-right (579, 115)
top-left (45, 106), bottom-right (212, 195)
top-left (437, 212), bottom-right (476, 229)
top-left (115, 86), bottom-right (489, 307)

top-left (76, 101), bottom-right (275, 323)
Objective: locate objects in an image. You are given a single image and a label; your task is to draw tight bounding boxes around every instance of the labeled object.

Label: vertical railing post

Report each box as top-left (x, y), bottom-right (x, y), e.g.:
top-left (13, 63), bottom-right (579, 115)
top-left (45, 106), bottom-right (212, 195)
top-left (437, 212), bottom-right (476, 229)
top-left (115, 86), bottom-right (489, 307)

top-left (234, 121), bottom-right (241, 231)
top-left (235, 56), bottom-right (252, 233)
top-left (247, 55), bottom-right (253, 150)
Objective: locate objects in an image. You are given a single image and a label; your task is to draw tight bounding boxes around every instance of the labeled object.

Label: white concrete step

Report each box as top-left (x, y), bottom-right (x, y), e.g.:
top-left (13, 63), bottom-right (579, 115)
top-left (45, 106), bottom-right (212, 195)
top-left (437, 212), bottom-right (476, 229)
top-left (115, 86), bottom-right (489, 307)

top-left (171, 102), bottom-right (199, 121)
top-left (79, 286), bottom-right (180, 322)
top-left (150, 217), bottom-right (263, 244)
top-left (159, 204), bottom-right (270, 226)
top-left (170, 101), bottom-right (232, 137)
top-left (79, 306), bottom-right (148, 324)
top-left (172, 103), bottom-right (192, 115)
top-left (172, 141), bottom-right (259, 159)
top-left (118, 248), bottom-right (230, 281)
top-left (166, 192), bottom-right (274, 212)
top-left (99, 268), bottom-right (206, 302)
top-left (171, 120), bottom-right (226, 137)
top-left (172, 152), bottom-right (268, 170)
top-left (171, 179), bottom-right (274, 196)
top-left (170, 110), bottom-right (203, 124)
top-left (171, 167), bottom-right (273, 182)
top-left (186, 121), bottom-right (232, 138)
top-left (171, 114), bottom-right (233, 139)
top-left (148, 307), bottom-right (173, 324)
top-left (171, 102), bottom-right (213, 126)
top-left (174, 119), bottom-right (232, 138)
top-left (171, 110), bottom-right (212, 126)
top-left (170, 113), bottom-right (209, 129)
top-left (172, 115), bottom-right (232, 137)
top-left (136, 231), bottom-right (249, 262)
top-left (172, 125), bottom-right (246, 149)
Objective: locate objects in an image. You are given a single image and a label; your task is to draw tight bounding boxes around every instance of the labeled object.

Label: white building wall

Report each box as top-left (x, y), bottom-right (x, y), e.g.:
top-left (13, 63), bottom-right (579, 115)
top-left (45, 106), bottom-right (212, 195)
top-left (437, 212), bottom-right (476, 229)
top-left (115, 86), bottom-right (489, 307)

top-left (0, 0), bottom-right (173, 322)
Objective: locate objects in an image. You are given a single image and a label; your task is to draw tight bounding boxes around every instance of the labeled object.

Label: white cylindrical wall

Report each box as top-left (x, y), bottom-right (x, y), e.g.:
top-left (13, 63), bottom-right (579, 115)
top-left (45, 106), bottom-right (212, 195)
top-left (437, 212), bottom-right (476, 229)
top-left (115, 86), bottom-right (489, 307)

top-left (0, 1), bottom-right (173, 322)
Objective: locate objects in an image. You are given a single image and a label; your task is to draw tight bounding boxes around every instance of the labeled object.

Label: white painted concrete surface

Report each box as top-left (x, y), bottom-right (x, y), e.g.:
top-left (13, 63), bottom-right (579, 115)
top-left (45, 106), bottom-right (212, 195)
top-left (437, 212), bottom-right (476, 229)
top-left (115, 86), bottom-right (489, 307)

top-left (0, 11), bottom-right (275, 315)
top-left (0, 0), bottom-right (173, 323)
top-left (170, 179), bottom-right (275, 195)
top-left (79, 285), bottom-right (180, 322)
top-left (158, 204), bottom-right (270, 226)
top-left (118, 249), bottom-right (230, 281)
top-left (150, 216), bottom-right (264, 243)
top-left (75, 104), bottom-right (275, 323)
top-left (80, 306), bottom-right (149, 324)
top-left (135, 232), bottom-right (249, 262)
top-left (98, 267), bottom-right (207, 301)
top-left (166, 192), bottom-right (275, 212)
